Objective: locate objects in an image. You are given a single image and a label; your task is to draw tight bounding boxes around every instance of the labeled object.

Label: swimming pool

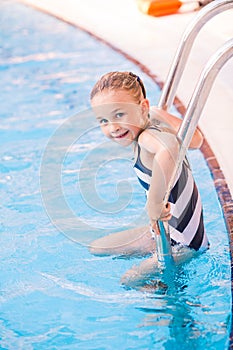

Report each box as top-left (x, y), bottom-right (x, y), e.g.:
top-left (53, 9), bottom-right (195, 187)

top-left (0, 1), bottom-right (231, 349)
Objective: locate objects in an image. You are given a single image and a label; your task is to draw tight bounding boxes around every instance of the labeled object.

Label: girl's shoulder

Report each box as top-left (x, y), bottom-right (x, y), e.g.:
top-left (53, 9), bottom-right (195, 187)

top-left (138, 127), bottom-right (176, 155)
top-left (149, 112), bottom-right (177, 137)
top-left (138, 121), bottom-right (179, 154)
top-left (137, 127), bottom-right (163, 154)
top-left (150, 106), bottom-right (180, 134)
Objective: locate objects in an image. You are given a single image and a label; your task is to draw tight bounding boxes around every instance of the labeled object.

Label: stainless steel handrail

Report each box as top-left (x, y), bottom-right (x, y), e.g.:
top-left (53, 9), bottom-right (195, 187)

top-left (158, 0), bottom-right (233, 110)
top-left (156, 0), bottom-right (233, 268)
top-left (164, 39), bottom-right (233, 204)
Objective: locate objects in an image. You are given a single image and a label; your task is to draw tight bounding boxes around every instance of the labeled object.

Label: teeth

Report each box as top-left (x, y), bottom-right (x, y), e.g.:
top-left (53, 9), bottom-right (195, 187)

top-left (117, 131), bottom-right (128, 138)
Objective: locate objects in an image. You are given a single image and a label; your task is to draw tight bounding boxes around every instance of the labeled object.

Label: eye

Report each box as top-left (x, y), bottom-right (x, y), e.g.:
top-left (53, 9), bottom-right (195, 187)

top-left (115, 112), bottom-right (125, 119)
top-left (99, 118), bottom-right (108, 125)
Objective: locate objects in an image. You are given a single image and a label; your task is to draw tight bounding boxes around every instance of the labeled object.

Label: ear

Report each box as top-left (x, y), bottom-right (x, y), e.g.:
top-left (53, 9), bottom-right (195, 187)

top-left (140, 98), bottom-right (150, 117)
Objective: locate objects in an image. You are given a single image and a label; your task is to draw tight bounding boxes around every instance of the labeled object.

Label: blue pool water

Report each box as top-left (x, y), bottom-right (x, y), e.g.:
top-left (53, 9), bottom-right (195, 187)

top-left (0, 1), bottom-right (231, 349)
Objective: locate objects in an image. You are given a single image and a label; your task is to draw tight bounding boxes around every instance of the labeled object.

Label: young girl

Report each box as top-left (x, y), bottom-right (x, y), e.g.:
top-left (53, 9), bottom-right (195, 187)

top-left (89, 71), bottom-right (209, 287)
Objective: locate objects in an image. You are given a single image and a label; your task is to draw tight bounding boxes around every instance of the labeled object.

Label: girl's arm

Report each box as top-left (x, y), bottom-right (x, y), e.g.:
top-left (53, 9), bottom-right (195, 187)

top-left (139, 129), bottom-right (179, 223)
top-left (120, 132), bottom-right (179, 289)
top-left (150, 106), bottom-right (203, 149)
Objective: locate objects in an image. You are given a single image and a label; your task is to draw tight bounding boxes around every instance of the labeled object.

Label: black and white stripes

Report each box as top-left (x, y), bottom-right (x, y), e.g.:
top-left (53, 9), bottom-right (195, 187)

top-left (134, 143), bottom-right (209, 251)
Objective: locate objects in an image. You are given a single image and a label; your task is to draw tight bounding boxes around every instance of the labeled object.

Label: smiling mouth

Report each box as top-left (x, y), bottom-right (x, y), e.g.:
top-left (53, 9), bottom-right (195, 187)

top-left (114, 130), bottom-right (129, 139)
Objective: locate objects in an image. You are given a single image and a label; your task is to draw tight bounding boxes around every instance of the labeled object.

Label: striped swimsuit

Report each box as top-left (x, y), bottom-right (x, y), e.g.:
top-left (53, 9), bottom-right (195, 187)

top-left (133, 126), bottom-right (209, 251)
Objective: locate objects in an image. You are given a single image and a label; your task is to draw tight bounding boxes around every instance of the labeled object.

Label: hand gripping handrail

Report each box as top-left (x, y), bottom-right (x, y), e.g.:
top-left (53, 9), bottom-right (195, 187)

top-left (155, 0), bottom-right (233, 268)
top-left (157, 39), bottom-right (233, 267)
top-left (158, 0), bottom-right (233, 110)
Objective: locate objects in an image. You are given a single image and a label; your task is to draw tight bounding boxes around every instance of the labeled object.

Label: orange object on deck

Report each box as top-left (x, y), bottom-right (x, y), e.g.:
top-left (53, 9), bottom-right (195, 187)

top-left (137, 0), bottom-right (183, 16)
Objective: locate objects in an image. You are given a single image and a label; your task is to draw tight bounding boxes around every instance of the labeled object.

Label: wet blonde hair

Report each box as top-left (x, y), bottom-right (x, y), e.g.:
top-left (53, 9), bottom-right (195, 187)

top-left (90, 71), bottom-right (146, 102)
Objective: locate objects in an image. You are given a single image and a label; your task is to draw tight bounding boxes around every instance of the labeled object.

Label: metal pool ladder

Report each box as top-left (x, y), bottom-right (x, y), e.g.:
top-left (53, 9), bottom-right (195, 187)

top-left (156, 0), bottom-right (233, 266)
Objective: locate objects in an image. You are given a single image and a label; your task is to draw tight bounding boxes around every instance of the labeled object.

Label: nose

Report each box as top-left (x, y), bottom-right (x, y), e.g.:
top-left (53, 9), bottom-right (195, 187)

top-left (108, 122), bottom-right (120, 134)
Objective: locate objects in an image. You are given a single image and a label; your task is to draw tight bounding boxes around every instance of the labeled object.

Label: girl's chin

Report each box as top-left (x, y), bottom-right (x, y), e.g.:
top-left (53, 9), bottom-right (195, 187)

top-left (114, 137), bottom-right (133, 146)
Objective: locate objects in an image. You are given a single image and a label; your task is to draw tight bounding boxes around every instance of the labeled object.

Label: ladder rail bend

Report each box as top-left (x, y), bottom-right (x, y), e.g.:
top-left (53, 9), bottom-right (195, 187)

top-left (158, 0), bottom-right (233, 111)
top-left (164, 38), bottom-right (233, 203)
top-left (157, 40), bottom-right (233, 268)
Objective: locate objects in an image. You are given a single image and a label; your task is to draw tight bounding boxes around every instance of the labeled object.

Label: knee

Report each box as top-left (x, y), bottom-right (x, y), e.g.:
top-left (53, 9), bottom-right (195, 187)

top-left (88, 240), bottom-right (110, 256)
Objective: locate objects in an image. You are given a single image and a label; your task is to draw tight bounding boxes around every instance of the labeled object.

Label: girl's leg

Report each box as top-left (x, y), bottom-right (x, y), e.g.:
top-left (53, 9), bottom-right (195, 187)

top-left (89, 225), bottom-right (155, 257)
top-left (120, 254), bottom-right (159, 288)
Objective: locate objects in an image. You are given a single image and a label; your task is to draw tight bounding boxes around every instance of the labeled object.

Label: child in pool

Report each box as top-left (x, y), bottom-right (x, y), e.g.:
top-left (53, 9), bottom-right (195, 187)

top-left (89, 71), bottom-right (209, 287)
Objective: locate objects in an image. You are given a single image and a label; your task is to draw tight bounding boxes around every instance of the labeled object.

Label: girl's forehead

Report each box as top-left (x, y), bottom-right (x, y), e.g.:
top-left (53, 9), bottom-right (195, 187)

top-left (91, 90), bottom-right (140, 117)
top-left (91, 89), bottom-right (136, 106)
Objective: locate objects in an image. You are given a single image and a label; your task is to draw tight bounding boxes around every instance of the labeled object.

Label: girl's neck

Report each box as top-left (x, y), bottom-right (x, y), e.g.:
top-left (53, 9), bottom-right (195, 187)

top-left (142, 117), bottom-right (151, 130)
top-left (133, 118), bottom-right (151, 147)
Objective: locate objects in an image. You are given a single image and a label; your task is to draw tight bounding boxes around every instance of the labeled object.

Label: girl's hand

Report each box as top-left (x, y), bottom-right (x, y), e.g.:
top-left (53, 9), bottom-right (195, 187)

top-left (150, 203), bottom-right (172, 230)
top-left (159, 202), bottom-right (172, 221)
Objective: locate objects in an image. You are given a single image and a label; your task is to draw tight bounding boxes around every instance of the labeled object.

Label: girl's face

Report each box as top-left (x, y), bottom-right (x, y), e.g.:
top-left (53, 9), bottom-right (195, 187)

top-left (91, 89), bottom-right (149, 147)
